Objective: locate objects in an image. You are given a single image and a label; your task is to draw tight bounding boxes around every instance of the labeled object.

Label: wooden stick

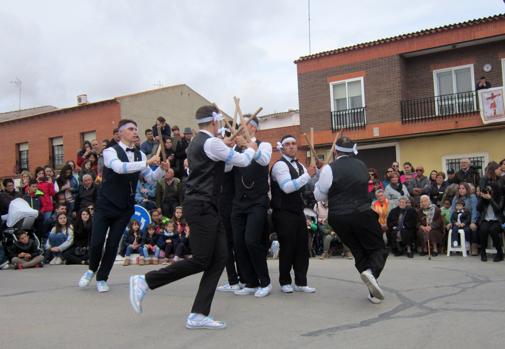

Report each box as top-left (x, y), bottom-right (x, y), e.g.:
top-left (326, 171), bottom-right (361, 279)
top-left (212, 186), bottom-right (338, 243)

top-left (303, 133), bottom-right (317, 165)
top-left (251, 107), bottom-right (263, 119)
top-left (228, 125), bottom-right (244, 141)
top-left (233, 96), bottom-right (251, 142)
top-left (156, 126), bottom-right (166, 161)
top-left (310, 128), bottom-right (315, 166)
top-left (231, 99), bottom-right (239, 130)
top-left (325, 129), bottom-right (342, 163)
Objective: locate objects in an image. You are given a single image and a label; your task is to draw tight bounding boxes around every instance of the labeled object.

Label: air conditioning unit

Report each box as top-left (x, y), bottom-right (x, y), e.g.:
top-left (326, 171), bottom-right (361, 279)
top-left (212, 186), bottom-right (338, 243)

top-left (77, 94), bottom-right (88, 105)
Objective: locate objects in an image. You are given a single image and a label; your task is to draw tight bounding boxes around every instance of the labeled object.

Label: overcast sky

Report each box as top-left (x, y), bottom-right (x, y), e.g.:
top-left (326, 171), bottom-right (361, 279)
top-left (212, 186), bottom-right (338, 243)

top-left (1, 0), bottom-right (503, 115)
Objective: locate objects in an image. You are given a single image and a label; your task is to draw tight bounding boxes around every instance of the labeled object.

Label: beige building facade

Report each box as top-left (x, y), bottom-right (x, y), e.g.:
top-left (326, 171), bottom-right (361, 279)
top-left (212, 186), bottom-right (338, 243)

top-left (117, 84), bottom-right (215, 139)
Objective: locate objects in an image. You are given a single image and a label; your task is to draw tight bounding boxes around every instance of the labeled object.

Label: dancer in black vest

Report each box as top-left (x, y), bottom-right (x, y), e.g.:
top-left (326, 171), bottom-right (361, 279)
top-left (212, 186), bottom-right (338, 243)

top-left (216, 128), bottom-right (245, 293)
top-left (271, 135), bottom-right (317, 294)
top-left (314, 137), bottom-right (388, 304)
top-left (129, 105), bottom-right (259, 330)
top-left (230, 115), bottom-right (273, 298)
top-left (78, 119), bottom-right (165, 292)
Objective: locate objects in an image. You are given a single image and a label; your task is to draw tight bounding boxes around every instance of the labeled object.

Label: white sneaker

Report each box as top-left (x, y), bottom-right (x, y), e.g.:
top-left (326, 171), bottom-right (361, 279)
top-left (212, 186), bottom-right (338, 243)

top-left (173, 256), bottom-right (182, 262)
top-left (129, 275), bottom-right (148, 314)
top-left (78, 270), bottom-right (95, 288)
top-left (294, 285), bottom-right (316, 293)
top-left (254, 284), bottom-right (272, 298)
top-left (360, 269), bottom-right (384, 300)
top-left (367, 293), bottom-right (382, 304)
top-left (217, 283), bottom-right (241, 292)
top-left (96, 280), bottom-right (110, 293)
top-left (49, 257), bottom-right (57, 265)
top-left (234, 287), bottom-right (257, 296)
top-left (453, 241), bottom-right (459, 247)
top-left (54, 257), bottom-right (63, 265)
top-left (186, 313), bottom-right (226, 330)
top-left (281, 285), bottom-right (294, 293)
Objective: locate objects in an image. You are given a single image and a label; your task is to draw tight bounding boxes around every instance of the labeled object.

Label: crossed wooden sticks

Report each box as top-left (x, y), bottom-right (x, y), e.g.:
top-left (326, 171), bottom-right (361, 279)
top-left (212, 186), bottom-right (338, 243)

top-left (221, 97), bottom-right (263, 142)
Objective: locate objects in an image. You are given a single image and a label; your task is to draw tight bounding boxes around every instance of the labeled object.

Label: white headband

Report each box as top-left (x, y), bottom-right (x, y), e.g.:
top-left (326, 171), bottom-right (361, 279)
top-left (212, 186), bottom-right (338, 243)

top-left (119, 122), bottom-right (137, 132)
top-left (276, 137), bottom-right (297, 150)
top-left (248, 119), bottom-right (258, 129)
top-left (196, 112), bottom-right (223, 124)
top-left (335, 144), bottom-right (358, 155)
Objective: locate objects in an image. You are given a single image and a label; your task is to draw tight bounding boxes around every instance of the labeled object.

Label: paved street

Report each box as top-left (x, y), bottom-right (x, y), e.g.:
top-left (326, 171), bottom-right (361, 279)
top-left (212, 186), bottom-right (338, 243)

top-left (1, 256), bottom-right (505, 349)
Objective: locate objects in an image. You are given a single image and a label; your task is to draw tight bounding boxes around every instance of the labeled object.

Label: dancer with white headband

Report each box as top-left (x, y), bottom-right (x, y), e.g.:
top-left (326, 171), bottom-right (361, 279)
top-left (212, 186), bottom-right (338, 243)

top-left (270, 135), bottom-right (317, 294)
top-left (314, 136), bottom-right (388, 304)
top-left (130, 105), bottom-right (259, 330)
top-left (229, 114), bottom-right (273, 298)
top-left (78, 119), bottom-right (167, 293)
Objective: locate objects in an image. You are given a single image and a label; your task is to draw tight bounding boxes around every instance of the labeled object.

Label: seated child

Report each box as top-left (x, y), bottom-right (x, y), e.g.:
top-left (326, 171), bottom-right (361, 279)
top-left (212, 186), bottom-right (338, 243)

top-left (159, 221), bottom-right (177, 260)
top-left (9, 230), bottom-right (44, 269)
top-left (450, 200), bottom-right (471, 247)
top-left (45, 212), bottom-right (74, 265)
top-left (141, 223), bottom-right (161, 265)
top-left (123, 220), bottom-right (144, 266)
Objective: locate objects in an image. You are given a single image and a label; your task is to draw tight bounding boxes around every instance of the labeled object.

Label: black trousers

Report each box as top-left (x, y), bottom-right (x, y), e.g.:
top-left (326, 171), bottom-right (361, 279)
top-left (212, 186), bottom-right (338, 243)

top-left (89, 207), bottom-right (132, 281)
top-left (479, 221), bottom-right (503, 252)
top-left (145, 201), bottom-right (227, 316)
top-left (231, 200), bottom-right (270, 288)
top-left (219, 202), bottom-right (243, 286)
top-left (273, 209), bottom-right (309, 286)
top-left (328, 210), bottom-right (388, 279)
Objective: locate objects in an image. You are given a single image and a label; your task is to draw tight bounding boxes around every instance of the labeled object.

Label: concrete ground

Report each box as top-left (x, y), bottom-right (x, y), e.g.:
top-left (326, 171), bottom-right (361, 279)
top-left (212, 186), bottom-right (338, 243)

top-left (1, 255), bottom-right (505, 349)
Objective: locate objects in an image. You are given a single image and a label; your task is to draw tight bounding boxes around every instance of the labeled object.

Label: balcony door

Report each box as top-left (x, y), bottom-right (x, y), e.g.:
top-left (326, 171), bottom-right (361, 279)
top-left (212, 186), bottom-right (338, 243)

top-left (433, 64), bottom-right (476, 115)
top-left (330, 77), bottom-right (366, 129)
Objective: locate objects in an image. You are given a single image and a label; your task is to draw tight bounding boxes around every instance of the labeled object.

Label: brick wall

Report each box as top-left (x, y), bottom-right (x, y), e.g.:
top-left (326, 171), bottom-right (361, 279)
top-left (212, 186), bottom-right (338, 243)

top-left (256, 125), bottom-right (308, 165)
top-left (0, 101), bottom-right (120, 178)
top-left (297, 39), bottom-right (505, 139)
top-left (404, 40), bottom-right (505, 100)
top-left (298, 55), bottom-right (404, 133)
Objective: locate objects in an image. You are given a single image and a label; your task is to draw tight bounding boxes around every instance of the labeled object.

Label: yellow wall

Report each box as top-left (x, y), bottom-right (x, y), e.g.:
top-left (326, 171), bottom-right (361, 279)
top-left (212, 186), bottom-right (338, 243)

top-left (399, 128), bottom-right (505, 172)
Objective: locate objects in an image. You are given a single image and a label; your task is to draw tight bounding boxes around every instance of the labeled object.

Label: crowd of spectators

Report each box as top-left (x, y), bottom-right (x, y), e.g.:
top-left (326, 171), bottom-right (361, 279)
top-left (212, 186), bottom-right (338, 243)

top-left (315, 159), bottom-right (505, 262)
top-left (1, 115), bottom-right (504, 270)
top-left (0, 118), bottom-right (190, 270)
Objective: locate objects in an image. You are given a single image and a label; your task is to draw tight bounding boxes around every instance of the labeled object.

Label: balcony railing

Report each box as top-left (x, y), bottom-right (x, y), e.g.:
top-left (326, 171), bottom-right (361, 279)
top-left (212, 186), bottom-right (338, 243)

top-left (330, 107), bottom-right (366, 130)
top-left (401, 91), bottom-right (478, 123)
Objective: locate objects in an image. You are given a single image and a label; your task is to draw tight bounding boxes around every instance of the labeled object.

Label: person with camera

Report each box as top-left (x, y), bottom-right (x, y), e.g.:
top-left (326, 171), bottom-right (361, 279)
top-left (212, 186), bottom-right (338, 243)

top-left (477, 162), bottom-right (504, 262)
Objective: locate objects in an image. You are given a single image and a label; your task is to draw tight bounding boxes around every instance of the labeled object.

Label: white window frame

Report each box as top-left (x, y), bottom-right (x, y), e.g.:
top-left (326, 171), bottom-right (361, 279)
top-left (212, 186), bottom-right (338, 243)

top-left (432, 64), bottom-right (476, 115)
top-left (51, 137), bottom-right (64, 169)
top-left (329, 77), bottom-right (366, 128)
top-left (17, 142), bottom-right (29, 170)
top-left (441, 152), bottom-right (489, 176)
top-left (82, 131), bottom-right (96, 144)
top-left (329, 77), bottom-right (366, 112)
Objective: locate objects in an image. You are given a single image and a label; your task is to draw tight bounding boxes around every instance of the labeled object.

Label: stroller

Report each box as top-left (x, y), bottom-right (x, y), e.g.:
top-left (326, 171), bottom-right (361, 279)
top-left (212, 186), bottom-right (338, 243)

top-left (1, 198), bottom-right (41, 261)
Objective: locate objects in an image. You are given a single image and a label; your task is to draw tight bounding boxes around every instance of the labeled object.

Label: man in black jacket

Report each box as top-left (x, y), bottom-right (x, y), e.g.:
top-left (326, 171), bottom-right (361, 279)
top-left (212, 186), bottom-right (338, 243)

top-left (454, 159), bottom-right (480, 189)
top-left (315, 137), bottom-right (388, 304)
top-left (74, 174), bottom-right (97, 213)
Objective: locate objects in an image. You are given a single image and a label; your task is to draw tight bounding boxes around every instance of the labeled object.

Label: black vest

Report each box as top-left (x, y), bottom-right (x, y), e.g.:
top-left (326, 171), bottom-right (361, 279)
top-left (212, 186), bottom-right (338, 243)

top-left (327, 156), bottom-right (371, 215)
top-left (97, 144), bottom-right (141, 212)
top-left (270, 157), bottom-right (305, 213)
top-left (233, 140), bottom-right (269, 202)
top-left (184, 132), bottom-right (225, 205)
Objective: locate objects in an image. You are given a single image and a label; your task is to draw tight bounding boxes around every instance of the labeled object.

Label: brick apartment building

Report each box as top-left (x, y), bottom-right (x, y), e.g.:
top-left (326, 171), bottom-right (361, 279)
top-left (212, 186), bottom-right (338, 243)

top-left (0, 84), bottom-right (215, 178)
top-left (295, 14), bottom-right (505, 175)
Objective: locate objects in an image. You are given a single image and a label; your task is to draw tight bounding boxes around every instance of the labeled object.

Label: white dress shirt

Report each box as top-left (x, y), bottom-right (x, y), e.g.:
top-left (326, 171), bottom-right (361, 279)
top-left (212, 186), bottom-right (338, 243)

top-left (271, 155), bottom-right (311, 194)
top-left (199, 130), bottom-right (256, 168)
top-left (103, 141), bottom-right (165, 184)
top-left (222, 135), bottom-right (271, 172)
top-left (314, 155), bottom-right (348, 201)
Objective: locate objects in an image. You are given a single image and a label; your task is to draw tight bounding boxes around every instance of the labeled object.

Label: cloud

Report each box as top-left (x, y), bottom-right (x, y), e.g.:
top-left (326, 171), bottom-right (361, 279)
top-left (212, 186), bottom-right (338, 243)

top-left (0, 0), bottom-right (501, 116)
